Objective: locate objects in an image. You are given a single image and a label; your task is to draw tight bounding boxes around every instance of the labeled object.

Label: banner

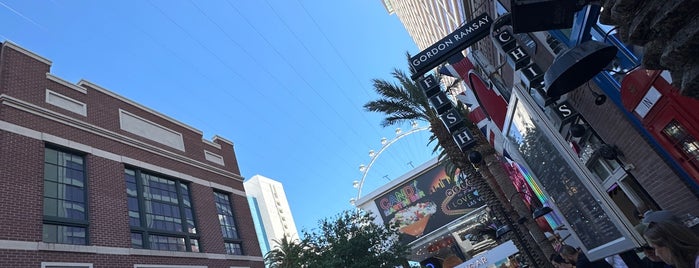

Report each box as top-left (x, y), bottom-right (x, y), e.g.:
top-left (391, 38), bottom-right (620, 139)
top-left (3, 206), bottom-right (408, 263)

top-left (375, 163), bottom-right (485, 244)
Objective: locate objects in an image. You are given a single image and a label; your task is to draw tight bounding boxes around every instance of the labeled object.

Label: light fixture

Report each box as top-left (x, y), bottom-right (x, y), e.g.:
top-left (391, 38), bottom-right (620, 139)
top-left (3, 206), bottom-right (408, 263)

top-left (496, 224), bottom-right (513, 239)
top-left (588, 83), bottom-right (607, 105)
top-left (509, 191), bottom-right (554, 220)
top-left (532, 207), bottom-right (554, 219)
top-left (544, 40), bottom-right (618, 99)
top-left (597, 144), bottom-right (619, 160)
top-left (569, 124), bottom-right (586, 138)
top-left (468, 150), bottom-right (483, 164)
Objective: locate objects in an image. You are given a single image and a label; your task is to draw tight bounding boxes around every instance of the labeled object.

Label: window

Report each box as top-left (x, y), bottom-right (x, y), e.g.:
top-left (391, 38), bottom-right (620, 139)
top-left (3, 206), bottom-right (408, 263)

top-left (662, 120), bottom-right (699, 169)
top-left (224, 242), bottom-right (243, 255)
top-left (214, 191), bottom-right (243, 255)
top-left (43, 147), bottom-right (88, 245)
top-left (125, 168), bottom-right (199, 252)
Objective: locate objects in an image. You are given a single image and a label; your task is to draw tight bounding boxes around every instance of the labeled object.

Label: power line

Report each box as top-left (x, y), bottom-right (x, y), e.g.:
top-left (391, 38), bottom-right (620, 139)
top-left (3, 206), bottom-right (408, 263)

top-left (294, 0), bottom-right (376, 100)
top-left (145, 0), bottom-right (366, 164)
top-left (259, 0), bottom-right (383, 137)
top-left (218, 0), bottom-right (373, 155)
top-left (223, 0), bottom-right (373, 147)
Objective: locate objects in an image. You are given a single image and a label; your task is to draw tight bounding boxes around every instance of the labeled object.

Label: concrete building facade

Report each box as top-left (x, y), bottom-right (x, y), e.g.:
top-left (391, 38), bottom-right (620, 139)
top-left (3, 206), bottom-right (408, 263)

top-left (0, 41), bottom-right (264, 268)
top-left (244, 175), bottom-right (299, 258)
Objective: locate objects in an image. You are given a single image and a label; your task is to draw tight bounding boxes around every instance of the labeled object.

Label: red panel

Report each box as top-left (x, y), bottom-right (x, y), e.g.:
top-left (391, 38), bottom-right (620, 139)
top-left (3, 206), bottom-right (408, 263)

top-left (622, 69), bottom-right (699, 182)
top-left (620, 69), bottom-right (660, 114)
top-left (451, 57), bottom-right (509, 131)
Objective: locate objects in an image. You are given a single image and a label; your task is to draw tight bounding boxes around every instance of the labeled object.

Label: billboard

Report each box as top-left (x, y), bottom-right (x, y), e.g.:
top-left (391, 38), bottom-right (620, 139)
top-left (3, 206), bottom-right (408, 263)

top-left (374, 163), bottom-right (485, 244)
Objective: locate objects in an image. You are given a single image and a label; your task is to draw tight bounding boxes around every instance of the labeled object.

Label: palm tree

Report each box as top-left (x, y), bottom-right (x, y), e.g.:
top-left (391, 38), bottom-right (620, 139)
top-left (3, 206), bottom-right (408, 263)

top-left (364, 61), bottom-right (554, 267)
top-left (264, 235), bottom-right (305, 268)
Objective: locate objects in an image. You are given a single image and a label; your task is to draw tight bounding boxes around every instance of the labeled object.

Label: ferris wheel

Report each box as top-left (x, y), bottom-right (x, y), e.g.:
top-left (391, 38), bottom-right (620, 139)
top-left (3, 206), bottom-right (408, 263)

top-left (349, 121), bottom-right (431, 206)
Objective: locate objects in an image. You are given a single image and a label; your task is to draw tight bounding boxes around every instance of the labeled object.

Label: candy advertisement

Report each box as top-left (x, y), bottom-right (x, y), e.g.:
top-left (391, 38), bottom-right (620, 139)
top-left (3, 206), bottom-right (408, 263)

top-left (374, 163), bottom-right (485, 244)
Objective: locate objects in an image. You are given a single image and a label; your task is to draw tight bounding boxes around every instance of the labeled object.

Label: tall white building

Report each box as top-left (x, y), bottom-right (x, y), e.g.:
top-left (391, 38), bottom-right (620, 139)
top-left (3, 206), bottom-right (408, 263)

top-left (244, 175), bottom-right (299, 257)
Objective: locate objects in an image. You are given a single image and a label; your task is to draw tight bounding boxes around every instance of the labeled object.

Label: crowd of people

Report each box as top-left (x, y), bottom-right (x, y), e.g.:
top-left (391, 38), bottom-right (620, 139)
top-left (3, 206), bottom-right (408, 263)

top-left (548, 209), bottom-right (699, 268)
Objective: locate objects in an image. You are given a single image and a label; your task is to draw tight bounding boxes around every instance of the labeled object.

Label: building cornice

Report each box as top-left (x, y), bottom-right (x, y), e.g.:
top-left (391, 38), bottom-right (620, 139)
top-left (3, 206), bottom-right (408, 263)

top-left (0, 94), bottom-right (245, 183)
top-left (0, 240), bottom-right (263, 262)
top-left (2, 41), bottom-right (52, 65)
top-left (77, 79), bottom-right (204, 136)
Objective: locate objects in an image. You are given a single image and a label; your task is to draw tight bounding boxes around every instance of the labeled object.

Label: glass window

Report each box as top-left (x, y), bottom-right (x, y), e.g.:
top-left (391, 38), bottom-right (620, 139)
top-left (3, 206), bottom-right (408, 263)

top-left (43, 147), bottom-right (88, 245)
top-left (215, 192), bottom-right (239, 239)
top-left (125, 168), bottom-right (199, 252)
top-left (215, 192), bottom-right (243, 255)
top-left (662, 120), bottom-right (699, 169)
top-left (43, 224), bottom-right (86, 245)
top-left (225, 242), bottom-right (243, 255)
top-left (131, 232), bottom-right (143, 249)
top-left (507, 100), bottom-right (623, 251)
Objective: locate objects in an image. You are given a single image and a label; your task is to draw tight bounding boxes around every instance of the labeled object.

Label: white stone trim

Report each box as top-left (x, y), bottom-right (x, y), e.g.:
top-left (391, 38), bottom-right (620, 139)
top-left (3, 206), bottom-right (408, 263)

top-left (203, 138), bottom-right (221, 149)
top-left (0, 97), bottom-right (242, 179)
top-left (0, 119), bottom-right (243, 195)
top-left (119, 109), bottom-right (185, 151)
top-left (3, 41), bottom-right (52, 65)
top-left (42, 262), bottom-right (93, 268)
top-left (204, 150), bottom-right (225, 166)
top-left (78, 79), bottom-right (203, 135)
top-left (213, 135), bottom-right (234, 146)
top-left (211, 181), bottom-right (245, 197)
top-left (46, 89), bottom-right (87, 116)
top-left (46, 73), bottom-right (87, 94)
top-left (0, 240), bottom-right (264, 262)
top-left (135, 265), bottom-right (206, 268)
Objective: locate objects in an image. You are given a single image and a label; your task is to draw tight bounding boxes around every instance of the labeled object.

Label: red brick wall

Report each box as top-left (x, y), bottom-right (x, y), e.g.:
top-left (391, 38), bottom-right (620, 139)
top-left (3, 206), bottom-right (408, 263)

top-left (0, 131), bottom-right (43, 242)
top-left (0, 249), bottom-right (265, 268)
top-left (87, 155), bottom-right (131, 248)
top-left (0, 43), bottom-right (263, 266)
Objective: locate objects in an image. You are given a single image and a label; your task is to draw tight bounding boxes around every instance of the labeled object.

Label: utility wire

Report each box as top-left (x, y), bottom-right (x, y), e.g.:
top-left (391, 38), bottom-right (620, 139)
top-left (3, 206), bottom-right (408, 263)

top-left (220, 0), bottom-right (371, 157)
top-left (259, 0), bottom-right (382, 137)
top-left (294, 0), bottom-right (376, 100)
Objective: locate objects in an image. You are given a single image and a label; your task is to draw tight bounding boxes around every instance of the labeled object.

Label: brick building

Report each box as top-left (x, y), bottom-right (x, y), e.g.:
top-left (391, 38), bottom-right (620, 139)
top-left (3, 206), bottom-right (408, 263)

top-left (0, 41), bottom-right (264, 268)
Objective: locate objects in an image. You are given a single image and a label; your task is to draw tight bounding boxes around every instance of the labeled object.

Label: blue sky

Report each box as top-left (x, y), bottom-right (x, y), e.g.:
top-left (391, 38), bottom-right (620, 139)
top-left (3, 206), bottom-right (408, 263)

top-left (1, 0), bottom-right (438, 232)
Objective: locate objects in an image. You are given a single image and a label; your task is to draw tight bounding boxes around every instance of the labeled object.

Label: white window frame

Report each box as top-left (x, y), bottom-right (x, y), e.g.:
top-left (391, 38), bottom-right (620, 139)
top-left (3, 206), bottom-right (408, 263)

top-left (134, 265), bottom-right (207, 268)
top-left (42, 262), bottom-right (93, 268)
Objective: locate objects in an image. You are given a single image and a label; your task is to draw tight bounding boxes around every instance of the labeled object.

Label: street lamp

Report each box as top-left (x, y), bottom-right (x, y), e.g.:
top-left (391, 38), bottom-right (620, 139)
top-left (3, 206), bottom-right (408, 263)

top-left (508, 191), bottom-right (554, 222)
top-left (495, 192), bottom-right (553, 239)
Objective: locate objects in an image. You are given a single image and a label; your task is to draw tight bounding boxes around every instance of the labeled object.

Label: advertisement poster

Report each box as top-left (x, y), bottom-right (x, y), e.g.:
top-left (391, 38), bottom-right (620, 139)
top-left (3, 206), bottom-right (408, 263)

top-left (454, 240), bottom-right (520, 268)
top-left (374, 163), bottom-right (485, 244)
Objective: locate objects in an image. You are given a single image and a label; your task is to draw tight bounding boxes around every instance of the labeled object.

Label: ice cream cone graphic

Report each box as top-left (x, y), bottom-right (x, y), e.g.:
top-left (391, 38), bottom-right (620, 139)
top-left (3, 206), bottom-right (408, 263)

top-left (400, 214), bottom-right (431, 237)
top-left (390, 201), bottom-right (437, 237)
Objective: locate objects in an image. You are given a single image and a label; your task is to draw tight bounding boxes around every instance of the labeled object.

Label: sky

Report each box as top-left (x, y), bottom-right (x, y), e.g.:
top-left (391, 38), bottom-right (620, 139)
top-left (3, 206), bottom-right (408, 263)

top-left (0, 0), bottom-right (439, 232)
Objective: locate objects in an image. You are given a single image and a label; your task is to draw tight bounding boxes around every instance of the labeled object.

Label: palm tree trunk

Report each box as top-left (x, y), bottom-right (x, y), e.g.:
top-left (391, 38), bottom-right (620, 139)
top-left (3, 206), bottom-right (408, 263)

top-left (429, 118), bottom-right (553, 268)
top-left (479, 150), bottom-right (555, 266)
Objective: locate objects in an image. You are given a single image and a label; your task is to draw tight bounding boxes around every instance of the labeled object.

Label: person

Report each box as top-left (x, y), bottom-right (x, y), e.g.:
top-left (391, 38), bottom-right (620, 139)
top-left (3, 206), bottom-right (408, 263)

top-left (643, 210), bottom-right (680, 225)
top-left (643, 221), bottom-right (699, 268)
top-left (637, 244), bottom-right (671, 268)
top-left (551, 253), bottom-right (575, 268)
top-left (560, 245), bottom-right (613, 268)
